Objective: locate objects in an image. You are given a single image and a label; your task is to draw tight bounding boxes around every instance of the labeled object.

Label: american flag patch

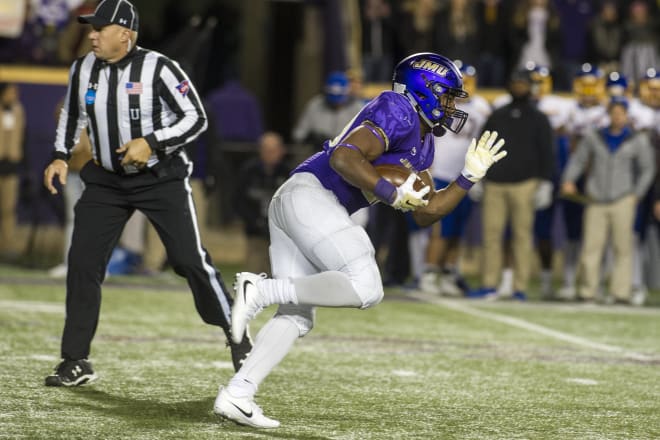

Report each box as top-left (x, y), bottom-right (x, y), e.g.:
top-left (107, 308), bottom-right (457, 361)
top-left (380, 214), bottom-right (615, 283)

top-left (125, 82), bottom-right (143, 94)
top-left (176, 80), bottom-right (190, 97)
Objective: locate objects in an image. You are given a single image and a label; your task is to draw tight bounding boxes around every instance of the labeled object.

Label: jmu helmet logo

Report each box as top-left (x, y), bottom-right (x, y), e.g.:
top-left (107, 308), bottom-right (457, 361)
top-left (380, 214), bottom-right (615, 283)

top-left (412, 60), bottom-right (449, 77)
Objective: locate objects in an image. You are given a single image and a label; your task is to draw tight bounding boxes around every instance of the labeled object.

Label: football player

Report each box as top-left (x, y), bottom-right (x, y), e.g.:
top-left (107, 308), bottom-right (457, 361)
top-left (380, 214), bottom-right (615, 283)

top-left (213, 53), bottom-right (508, 428)
top-left (603, 71), bottom-right (655, 131)
top-left (418, 61), bottom-right (492, 296)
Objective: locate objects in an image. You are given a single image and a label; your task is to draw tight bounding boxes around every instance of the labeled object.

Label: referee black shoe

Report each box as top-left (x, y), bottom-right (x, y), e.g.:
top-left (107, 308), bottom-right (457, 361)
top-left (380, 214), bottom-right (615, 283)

top-left (45, 359), bottom-right (98, 387)
top-left (228, 332), bottom-right (252, 372)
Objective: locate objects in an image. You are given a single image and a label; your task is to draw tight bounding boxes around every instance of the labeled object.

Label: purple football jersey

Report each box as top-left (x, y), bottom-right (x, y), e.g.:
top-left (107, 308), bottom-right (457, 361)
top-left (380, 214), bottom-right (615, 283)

top-left (294, 91), bottom-right (435, 214)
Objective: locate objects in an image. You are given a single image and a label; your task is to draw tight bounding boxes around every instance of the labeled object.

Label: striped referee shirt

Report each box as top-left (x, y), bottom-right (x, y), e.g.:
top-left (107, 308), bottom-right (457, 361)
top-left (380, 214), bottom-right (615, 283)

top-left (54, 46), bottom-right (207, 174)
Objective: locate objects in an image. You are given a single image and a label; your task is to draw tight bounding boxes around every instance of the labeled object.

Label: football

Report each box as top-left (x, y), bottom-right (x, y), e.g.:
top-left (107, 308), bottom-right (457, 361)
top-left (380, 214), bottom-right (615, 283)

top-left (363, 164), bottom-right (429, 204)
top-left (374, 164), bottom-right (427, 193)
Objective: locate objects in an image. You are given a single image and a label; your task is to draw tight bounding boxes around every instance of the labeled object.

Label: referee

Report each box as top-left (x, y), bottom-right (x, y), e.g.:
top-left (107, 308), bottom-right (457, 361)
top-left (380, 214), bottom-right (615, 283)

top-left (43, 0), bottom-right (250, 386)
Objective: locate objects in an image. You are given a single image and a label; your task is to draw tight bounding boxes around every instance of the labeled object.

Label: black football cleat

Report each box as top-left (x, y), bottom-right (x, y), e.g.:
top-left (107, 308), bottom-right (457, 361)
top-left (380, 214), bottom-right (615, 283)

top-left (227, 331), bottom-right (252, 372)
top-left (45, 359), bottom-right (98, 387)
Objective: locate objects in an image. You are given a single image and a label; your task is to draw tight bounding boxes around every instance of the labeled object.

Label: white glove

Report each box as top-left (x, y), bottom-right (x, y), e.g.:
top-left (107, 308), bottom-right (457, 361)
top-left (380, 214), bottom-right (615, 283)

top-left (461, 130), bottom-right (508, 183)
top-left (467, 180), bottom-right (484, 202)
top-left (534, 180), bottom-right (554, 210)
top-left (391, 173), bottom-right (430, 212)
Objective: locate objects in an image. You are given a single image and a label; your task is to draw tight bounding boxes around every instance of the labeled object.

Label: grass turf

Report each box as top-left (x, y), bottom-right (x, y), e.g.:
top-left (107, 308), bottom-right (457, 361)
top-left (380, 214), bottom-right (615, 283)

top-left (0, 266), bottom-right (658, 439)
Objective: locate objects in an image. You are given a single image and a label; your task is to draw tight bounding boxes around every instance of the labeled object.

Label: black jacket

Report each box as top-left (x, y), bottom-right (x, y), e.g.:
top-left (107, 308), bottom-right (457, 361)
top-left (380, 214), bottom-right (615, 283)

top-left (483, 98), bottom-right (555, 183)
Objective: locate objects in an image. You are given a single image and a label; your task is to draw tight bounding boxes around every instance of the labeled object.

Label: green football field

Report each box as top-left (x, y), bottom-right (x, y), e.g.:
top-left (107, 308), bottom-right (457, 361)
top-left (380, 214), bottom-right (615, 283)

top-left (1, 264), bottom-right (658, 440)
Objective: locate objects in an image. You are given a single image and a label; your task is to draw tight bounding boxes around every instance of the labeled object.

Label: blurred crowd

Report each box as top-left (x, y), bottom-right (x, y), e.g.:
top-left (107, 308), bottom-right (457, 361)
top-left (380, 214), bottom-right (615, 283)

top-left (0, 0), bottom-right (658, 306)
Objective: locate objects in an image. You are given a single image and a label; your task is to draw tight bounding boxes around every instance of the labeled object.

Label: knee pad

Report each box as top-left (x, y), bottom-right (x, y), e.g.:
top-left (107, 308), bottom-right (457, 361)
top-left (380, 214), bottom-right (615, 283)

top-left (275, 304), bottom-right (316, 337)
top-left (345, 255), bottom-right (384, 309)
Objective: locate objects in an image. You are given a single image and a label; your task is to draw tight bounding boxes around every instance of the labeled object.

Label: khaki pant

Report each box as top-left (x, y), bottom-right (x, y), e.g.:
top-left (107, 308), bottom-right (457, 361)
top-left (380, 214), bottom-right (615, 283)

top-left (578, 194), bottom-right (636, 300)
top-left (481, 179), bottom-right (538, 291)
top-left (0, 174), bottom-right (18, 253)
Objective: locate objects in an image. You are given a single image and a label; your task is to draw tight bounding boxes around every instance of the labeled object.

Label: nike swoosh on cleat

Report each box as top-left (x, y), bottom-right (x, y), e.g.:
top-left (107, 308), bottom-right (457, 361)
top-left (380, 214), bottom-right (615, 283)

top-left (231, 401), bottom-right (253, 418)
top-left (242, 279), bottom-right (253, 303)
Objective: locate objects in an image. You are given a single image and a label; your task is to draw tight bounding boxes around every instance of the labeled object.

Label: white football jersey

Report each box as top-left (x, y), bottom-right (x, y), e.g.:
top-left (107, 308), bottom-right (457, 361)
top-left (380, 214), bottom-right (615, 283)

top-left (537, 95), bottom-right (573, 130)
top-left (565, 99), bottom-right (607, 137)
top-left (431, 95), bottom-right (491, 181)
top-left (599, 98), bottom-right (655, 131)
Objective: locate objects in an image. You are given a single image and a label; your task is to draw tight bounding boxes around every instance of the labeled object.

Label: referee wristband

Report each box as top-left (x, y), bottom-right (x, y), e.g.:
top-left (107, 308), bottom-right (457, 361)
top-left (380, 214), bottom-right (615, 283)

top-left (374, 178), bottom-right (397, 204)
top-left (456, 174), bottom-right (475, 191)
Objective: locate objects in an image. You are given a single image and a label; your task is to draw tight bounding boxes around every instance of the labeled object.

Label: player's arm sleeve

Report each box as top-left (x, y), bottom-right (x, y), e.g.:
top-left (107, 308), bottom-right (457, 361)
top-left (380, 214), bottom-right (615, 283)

top-left (144, 58), bottom-right (207, 153)
top-left (360, 92), bottom-right (416, 152)
top-left (53, 58), bottom-right (86, 161)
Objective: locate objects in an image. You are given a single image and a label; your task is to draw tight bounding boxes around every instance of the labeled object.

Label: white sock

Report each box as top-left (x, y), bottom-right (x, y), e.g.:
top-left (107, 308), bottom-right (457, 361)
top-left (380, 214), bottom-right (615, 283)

top-left (227, 316), bottom-right (300, 398)
top-left (258, 278), bottom-right (298, 307)
top-left (540, 269), bottom-right (552, 290)
top-left (499, 268), bottom-right (513, 292)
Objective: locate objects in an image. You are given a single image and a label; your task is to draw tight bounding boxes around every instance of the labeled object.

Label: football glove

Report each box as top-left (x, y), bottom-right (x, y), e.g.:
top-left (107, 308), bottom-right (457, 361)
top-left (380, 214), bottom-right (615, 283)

top-left (461, 130), bottom-right (507, 183)
top-left (391, 173), bottom-right (430, 212)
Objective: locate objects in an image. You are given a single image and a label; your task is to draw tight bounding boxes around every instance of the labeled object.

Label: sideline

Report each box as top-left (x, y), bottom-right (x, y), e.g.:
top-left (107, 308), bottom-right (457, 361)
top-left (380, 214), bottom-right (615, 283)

top-left (408, 292), bottom-right (659, 363)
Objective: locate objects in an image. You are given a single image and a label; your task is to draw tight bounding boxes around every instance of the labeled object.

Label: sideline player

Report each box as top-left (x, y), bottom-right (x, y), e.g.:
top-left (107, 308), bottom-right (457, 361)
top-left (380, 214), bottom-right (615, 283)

top-left (418, 61), bottom-right (491, 296)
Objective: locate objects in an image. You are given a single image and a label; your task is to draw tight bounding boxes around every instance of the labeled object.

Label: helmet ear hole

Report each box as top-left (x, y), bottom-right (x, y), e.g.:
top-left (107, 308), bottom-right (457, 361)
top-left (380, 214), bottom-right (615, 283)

top-left (414, 91), bottom-right (427, 100)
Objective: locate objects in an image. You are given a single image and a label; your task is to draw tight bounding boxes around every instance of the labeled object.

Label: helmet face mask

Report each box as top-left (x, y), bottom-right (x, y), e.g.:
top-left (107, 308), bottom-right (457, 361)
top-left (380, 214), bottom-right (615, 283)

top-left (393, 52), bottom-right (469, 134)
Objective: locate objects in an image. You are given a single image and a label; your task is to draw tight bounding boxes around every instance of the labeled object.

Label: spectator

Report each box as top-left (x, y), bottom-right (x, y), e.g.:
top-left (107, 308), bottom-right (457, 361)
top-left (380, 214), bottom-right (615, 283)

top-left (0, 83), bottom-right (24, 261)
top-left (561, 97), bottom-right (655, 304)
top-left (360, 0), bottom-right (395, 82)
top-left (509, 0), bottom-right (562, 78)
top-left (585, 0), bottom-right (624, 74)
top-left (620, 0), bottom-right (660, 87)
top-left (553, 0), bottom-right (595, 90)
top-left (292, 71), bottom-right (364, 146)
top-left (235, 132), bottom-right (291, 274)
top-left (56, 0), bottom-right (95, 65)
top-left (395, 0), bottom-right (442, 56)
top-left (470, 69), bottom-right (555, 300)
top-left (475, 0), bottom-right (511, 87)
top-left (435, 0), bottom-right (480, 65)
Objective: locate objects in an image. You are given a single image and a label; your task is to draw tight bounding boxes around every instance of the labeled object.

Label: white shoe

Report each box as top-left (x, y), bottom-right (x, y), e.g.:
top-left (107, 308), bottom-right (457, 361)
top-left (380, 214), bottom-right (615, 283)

top-left (231, 272), bottom-right (266, 344)
top-left (48, 264), bottom-right (68, 279)
top-left (630, 288), bottom-right (647, 307)
top-left (440, 275), bottom-right (462, 297)
top-left (419, 272), bottom-right (441, 295)
top-left (556, 286), bottom-right (576, 301)
top-left (214, 387), bottom-right (280, 429)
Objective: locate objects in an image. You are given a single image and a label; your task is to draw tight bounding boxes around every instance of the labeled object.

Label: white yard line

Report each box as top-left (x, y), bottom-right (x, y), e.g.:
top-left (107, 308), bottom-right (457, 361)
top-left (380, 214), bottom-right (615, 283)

top-left (0, 299), bottom-right (63, 314)
top-left (409, 293), bottom-right (658, 362)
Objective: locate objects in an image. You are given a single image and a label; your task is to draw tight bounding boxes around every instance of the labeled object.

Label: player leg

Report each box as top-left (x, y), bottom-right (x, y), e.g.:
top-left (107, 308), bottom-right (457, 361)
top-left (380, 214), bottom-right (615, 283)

top-left (215, 220), bottom-right (316, 429)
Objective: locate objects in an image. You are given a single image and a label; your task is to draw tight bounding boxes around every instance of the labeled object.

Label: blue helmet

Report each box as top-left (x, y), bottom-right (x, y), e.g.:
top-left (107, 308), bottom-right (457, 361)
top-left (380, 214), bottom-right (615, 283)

top-left (392, 52), bottom-right (468, 135)
top-left (324, 71), bottom-right (350, 105)
top-left (606, 72), bottom-right (628, 96)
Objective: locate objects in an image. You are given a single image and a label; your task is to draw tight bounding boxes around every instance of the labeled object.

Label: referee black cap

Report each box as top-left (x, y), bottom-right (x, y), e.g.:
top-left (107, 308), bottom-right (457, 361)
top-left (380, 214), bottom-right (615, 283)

top-left (78, 0), bottom-right (139, 31)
